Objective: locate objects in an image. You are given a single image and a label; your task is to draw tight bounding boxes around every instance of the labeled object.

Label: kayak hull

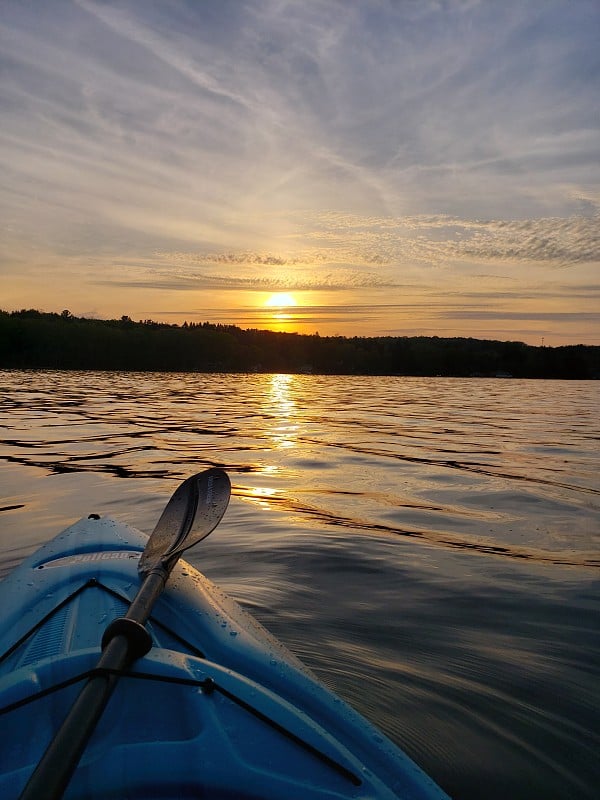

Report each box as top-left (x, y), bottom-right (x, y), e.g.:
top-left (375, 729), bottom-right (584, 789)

top-left (0, 516), bottom-right (449, 799)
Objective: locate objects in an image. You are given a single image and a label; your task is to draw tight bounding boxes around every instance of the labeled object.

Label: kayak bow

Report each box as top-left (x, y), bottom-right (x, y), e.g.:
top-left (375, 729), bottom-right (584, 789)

top-left (0, 479), bottom-right (450, 799)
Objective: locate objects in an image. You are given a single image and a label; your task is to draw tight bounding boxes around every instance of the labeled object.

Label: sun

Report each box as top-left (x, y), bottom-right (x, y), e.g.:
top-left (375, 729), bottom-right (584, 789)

top-left (264, 292), bottom-right (297, 308)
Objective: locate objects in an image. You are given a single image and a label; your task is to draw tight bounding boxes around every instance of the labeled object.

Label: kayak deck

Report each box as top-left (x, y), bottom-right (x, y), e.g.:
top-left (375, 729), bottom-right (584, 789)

top-left (0, 516), bottom-right (449, 799)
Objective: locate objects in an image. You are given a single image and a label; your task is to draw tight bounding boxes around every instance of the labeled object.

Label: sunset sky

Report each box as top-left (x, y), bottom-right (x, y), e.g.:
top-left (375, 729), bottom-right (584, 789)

top-left (1, 0), bottom-right (598, 345)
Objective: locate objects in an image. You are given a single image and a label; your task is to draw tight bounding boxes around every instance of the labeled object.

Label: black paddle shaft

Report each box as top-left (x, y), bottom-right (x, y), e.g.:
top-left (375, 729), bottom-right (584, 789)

top-left (19, 468), bottom-right (230, 800)
top-left (19, 632), bottom-right (131, 800)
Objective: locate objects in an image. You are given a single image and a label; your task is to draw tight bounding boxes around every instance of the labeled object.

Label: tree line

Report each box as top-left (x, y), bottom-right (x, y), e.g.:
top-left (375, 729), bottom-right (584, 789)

top-left (0, 308), bottom-right (598, 378)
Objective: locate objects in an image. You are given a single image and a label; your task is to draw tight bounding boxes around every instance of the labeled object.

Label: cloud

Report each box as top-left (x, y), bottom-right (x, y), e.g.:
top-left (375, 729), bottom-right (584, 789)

top-left (334, 211), bottom-right (600, 266)
top-left (139, 303), bottom-right (600, 343)
top-left (221, 211), bottom-right (600, 269)
top-left (95, 267), bottom-right (399, 293)
top-left (147, 303), bottom-right (443, 330)
top-left (456, 215), bottom-right (600, 265)
top-left (147, 206), bottom-right (600, 279)
top-left (88, 207), bottom-right (599, 303)
top-left (2, 0), bottom-right (598, 238)
top-left (442, 311), bottom-right (600, 322)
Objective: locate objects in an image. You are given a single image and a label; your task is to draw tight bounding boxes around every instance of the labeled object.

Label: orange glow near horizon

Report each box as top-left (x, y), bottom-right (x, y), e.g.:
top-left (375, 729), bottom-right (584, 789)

top-left (260, 292), bottom-right (300, 328)
top-left (264, 292), bottom-right (298, 309)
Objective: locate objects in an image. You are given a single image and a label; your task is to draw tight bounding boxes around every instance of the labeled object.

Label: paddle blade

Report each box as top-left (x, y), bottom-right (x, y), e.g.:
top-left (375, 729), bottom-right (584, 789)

top-left (138, 468), bottom-right (230, 576)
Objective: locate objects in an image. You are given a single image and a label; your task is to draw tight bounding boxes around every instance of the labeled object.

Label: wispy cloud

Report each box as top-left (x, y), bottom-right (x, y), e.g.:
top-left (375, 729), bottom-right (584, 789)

top-left (150, 209), bottom-right (600, 279)
top-left (96, 269), bottom-right (399, 292)
top-left (294, 211), bottom-right (600, 267)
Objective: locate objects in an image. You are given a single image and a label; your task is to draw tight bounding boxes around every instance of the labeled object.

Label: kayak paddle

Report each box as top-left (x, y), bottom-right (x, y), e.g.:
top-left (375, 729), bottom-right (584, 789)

top-left (19, 467), bottom-right (231, 800)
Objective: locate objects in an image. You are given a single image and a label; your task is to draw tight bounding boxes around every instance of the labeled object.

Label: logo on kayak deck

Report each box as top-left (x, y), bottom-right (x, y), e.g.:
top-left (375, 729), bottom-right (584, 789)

top-left (35, 551), bottom-right (141, 570)
top-left (205, 474), bottom-right (214, 506)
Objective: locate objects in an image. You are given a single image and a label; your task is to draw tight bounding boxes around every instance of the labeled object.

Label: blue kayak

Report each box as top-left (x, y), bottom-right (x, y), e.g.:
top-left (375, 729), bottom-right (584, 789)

top-left (0, 514), bottom-right (450, 799)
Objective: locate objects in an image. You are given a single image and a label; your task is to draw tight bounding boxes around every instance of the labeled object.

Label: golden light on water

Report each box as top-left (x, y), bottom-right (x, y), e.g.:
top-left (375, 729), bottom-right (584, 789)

top-left (244, 373), bottom-right (300, 513)
top-left (267, 373), bottom-right (298, 449)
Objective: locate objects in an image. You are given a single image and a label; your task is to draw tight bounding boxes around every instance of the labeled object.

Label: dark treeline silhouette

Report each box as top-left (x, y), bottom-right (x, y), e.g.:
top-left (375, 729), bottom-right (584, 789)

top-left (1, 309), bottom-right (598, 378)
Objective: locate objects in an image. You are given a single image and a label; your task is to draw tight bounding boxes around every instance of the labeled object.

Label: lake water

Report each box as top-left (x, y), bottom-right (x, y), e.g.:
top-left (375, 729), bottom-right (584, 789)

top-left (0, 370), bottom-right (598, 799)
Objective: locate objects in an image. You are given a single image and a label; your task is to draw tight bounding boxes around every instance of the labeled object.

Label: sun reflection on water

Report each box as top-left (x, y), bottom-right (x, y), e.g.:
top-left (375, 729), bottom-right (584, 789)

top-left (242, 485), bottom-right (280, 511)
top-left (267, 374), bottom-right (298, 450)
top-left (243, 374), bottom-right (302, 512)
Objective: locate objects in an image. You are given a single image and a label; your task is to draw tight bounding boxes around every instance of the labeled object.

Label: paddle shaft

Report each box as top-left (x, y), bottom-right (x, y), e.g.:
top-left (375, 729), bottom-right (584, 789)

top-left (19, 570), bottom-right (167, 800)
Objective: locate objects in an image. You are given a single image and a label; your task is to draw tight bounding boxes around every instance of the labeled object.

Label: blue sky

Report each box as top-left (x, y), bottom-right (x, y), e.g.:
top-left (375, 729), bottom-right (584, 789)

top-left (1, 0), bottom-right (598, 344)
